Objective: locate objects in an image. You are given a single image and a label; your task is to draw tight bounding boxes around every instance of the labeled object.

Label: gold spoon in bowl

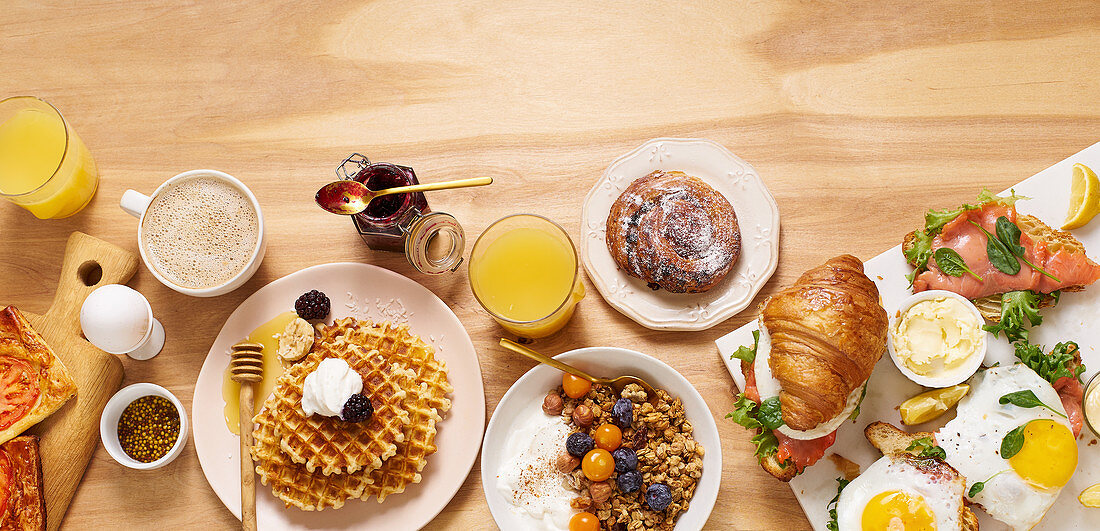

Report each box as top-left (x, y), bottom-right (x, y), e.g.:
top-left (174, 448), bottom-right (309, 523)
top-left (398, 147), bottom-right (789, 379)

top-left (315, 176), bottom-right (493, 215)
top-left (499, 338), bottom-right (657, 398)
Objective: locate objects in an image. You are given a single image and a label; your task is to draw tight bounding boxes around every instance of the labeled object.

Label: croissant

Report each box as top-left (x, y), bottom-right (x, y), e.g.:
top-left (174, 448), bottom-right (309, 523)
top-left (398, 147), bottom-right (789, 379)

top-left (761, 254), bottom-right (888, 431)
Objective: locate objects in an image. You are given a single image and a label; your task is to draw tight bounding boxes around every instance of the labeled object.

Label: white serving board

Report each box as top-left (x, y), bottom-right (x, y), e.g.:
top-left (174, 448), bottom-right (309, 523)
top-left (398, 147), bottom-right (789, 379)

top-left (716, 141), bottom-right (1100, 530)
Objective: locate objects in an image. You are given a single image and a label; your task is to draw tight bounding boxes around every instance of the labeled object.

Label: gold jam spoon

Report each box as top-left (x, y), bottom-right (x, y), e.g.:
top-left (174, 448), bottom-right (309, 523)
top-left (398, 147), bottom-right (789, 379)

top-left (315, 176), bottom-right (493, 215)
top-left (499, 338), bottom-right (657, 398)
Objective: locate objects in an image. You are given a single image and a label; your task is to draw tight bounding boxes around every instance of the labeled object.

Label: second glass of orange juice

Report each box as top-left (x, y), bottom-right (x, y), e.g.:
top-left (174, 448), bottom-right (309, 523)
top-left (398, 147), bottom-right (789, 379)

top-left (469, 214), bottom-right (585, 338)
top-left (0, 96), bottom-right (98, 219)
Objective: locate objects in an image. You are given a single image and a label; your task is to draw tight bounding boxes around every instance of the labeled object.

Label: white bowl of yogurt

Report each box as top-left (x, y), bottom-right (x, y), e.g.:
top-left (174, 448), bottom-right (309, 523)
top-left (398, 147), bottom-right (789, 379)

top-left (480, 347), bottom-right (721, 530)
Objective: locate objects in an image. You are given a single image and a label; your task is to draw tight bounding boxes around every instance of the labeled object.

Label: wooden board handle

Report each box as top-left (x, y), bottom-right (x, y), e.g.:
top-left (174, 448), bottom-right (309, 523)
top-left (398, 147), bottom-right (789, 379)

top-left (43, 232), bottom-right (140, 328)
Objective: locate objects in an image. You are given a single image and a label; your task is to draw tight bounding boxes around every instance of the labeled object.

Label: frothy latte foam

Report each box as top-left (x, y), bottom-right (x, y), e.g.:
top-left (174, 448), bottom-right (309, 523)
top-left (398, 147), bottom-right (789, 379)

top-left (141, 176), bottom-right (259, 289)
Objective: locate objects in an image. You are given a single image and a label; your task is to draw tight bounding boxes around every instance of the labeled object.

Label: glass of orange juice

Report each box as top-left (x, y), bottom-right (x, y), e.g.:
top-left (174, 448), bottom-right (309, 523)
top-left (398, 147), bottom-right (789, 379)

top-left (0, 96), bottom-right (99, 219)
top-left (469, 214), bottom-right (586, 339)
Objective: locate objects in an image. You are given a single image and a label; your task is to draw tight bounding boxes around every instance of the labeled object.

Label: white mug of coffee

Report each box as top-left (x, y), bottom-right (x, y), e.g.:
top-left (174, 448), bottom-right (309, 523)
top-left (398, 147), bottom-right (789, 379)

top-left (120, 169), bottom-right (266, 297)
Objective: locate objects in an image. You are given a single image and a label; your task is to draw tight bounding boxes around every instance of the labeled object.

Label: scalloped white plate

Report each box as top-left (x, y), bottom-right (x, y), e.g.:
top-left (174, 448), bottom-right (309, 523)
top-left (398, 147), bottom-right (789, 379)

top-left (192, 262), bottom-right (484, 530)
top-left (580, 138), bottom-right (780, 331)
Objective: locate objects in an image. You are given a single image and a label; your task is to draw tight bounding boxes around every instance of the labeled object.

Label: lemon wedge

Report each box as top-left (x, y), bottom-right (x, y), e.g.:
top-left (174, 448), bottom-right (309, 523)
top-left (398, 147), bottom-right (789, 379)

top-left (1063, 163), bottom-right (1100, 230)
top-left (900, 384), bottom-right (970, 425)
top-left (1080, 483), bottom-right (1100, 508)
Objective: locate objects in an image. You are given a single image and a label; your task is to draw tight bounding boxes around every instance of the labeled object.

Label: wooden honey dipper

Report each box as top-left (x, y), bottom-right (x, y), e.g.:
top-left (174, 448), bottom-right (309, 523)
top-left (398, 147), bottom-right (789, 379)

top-left (229, 341), bottom-right (264, 531)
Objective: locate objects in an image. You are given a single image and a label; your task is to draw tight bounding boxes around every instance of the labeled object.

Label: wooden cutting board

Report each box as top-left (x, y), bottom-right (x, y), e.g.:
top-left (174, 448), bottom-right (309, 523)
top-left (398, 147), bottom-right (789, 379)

top-left (19, 232), bottom-right (136, 531)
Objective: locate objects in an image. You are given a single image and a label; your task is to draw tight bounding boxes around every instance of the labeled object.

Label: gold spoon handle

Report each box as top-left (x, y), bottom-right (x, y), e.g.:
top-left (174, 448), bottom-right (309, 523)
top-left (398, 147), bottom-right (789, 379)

top-left (372, 176), bottom-right (493, 198)
top-left (239, 383), bottom-right (257, 531)
top-left (499, 338), bottom-right (599, 383)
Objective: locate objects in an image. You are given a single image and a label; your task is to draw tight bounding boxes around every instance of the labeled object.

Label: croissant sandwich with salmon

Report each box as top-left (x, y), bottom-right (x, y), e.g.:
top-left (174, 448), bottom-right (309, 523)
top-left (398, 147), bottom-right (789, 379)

top-left (728, 254), bottom-right (888, 481)
top-left (902, 190), bottom-right (1100, 343)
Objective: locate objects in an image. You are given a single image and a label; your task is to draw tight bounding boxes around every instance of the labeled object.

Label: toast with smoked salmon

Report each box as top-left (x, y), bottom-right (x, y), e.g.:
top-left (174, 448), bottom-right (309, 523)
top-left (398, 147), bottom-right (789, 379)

top-left (902, 190), bottom-right (1100, 342)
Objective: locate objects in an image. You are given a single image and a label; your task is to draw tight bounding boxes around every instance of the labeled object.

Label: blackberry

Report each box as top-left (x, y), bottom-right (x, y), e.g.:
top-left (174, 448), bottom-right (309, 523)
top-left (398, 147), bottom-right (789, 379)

top-left (645, 483), bottom-right (672, 511)
top-left (295, 290), bottom-right (330, 320)
top-left (566, 432), bottom-right (595, 458)
top-left (612, 447), bottom-right (637, 473)
top-left (616, 470), bottom-right (642, 493)
top-left (341, 394), bottom-right (374, 423)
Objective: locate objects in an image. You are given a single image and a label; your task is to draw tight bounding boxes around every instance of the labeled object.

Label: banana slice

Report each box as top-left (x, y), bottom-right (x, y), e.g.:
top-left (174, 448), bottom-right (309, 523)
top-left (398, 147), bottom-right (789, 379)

top-left (277, 317), bottom-right (315, 361)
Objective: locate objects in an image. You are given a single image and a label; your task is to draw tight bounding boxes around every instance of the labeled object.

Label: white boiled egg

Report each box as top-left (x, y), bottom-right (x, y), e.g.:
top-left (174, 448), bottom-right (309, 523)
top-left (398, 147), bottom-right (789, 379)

top-left (754, 321), bottom-right (864, 440)
top-left (936, 364), bottom-right (1078, 530)
top-left (836, 454), bottom-right (966, 530)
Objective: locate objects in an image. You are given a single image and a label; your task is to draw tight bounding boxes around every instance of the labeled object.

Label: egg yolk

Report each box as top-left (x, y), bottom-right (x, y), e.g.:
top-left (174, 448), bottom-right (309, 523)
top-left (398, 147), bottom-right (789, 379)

top-left (861, 491), bottom-right (936, 530)
top-left (1008, 419), bottom-right (1078, 490)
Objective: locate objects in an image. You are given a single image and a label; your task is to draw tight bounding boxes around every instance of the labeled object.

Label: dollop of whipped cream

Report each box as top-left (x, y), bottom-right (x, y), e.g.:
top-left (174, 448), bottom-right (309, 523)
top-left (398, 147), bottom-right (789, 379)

top-left (301, 358), bottom-right (363, 419)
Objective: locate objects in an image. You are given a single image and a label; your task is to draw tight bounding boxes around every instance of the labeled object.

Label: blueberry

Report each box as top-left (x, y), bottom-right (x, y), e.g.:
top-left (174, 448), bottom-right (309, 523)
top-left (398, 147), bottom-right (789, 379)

top-left (616, 470), bottom-right (642, 493)
top-left (612, 447), bottom-right (637, 473)
top-left (645, 483), bottom-right (672, 511)
top-left (566, 432), bottom-right (594, 458)
top-left (611, 398), bottom-right (633, 429)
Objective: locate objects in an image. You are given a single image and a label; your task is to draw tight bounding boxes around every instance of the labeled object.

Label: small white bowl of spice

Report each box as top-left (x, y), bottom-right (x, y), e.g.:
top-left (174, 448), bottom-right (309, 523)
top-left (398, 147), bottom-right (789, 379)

top-left (888, 290), bottom-right (988, 388)
top-left (100, 383), bottom-right (188, 470)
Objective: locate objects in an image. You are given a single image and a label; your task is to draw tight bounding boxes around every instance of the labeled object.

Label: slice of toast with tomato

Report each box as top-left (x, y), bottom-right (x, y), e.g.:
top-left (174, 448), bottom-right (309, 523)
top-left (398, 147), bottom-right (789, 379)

top-left (0, 307), bottom-right (77, 446)
top-left (0, 435), bottom-right (45, 530)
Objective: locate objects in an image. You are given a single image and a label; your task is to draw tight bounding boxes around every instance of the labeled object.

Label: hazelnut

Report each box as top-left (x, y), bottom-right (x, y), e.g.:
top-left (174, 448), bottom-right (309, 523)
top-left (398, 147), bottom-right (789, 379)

top-left (542, 392), bottom-right (564, 415)
top-left (556, 452), bottom-right (580, 473)
top-left (572, 404), bottom-right (594, 427)
top-left (589, 481), bottom-right (613, 503)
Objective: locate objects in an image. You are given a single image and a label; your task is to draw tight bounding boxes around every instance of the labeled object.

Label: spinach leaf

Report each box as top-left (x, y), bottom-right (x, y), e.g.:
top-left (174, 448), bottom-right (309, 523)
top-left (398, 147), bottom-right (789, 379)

top-left (1014, 340), bottom-right (1085, 385)
top-left (982, 290), bottom-right (1043, 343)
top-left (999, 390), bottom-right (1067, 418)
top-left (994, 216), bottom-right (1061, 282)
top-left (757, 396), bottom-right (785, 430)
top-left (968, 219), bottom-right (1020, 274)
top-left (905, 437), bottom-right (947, 460)
top-left (730, 329), bottom-right (760, 364)
top-left (825, 477), bottom-right (851, 531)
top-left (1000, 425), bottom-right (1027, 459)
top-left (968, 470), bottom-right (1006, 498)
top-left (933, 248), bottom-right (983, 280)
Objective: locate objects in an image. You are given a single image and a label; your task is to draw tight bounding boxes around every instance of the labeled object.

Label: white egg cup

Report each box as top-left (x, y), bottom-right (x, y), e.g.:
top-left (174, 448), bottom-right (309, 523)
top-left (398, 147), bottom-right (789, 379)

top-left (80, 284), bottom-right (165, 360)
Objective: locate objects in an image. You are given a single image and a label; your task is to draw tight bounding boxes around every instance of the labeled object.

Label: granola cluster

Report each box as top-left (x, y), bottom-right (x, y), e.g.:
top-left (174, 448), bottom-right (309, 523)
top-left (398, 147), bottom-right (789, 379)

top-left (553, 383), bottom-right (704, 530)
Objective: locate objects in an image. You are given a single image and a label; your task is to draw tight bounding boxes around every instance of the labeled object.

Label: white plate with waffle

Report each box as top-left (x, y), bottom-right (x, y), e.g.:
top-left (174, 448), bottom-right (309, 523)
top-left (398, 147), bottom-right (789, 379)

top-left (192, 262), bottom-right (485, 530)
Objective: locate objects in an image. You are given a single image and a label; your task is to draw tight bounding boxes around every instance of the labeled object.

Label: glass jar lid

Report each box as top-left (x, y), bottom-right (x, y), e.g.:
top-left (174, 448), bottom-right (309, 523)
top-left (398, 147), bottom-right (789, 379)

top-left (404, 211), bottom-right (465, 274)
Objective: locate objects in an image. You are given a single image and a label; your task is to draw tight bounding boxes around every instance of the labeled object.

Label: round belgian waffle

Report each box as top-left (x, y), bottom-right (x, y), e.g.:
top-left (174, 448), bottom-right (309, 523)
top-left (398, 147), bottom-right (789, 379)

top-left (271, 340), bottom-right (413, 476)
top-left (318, 318), bottom-right (453, 501)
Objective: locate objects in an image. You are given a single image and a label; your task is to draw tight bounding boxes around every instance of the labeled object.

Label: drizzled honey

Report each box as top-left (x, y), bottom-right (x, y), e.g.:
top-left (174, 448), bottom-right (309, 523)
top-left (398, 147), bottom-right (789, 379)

top-left (221, 311), bottom-right (297, 434)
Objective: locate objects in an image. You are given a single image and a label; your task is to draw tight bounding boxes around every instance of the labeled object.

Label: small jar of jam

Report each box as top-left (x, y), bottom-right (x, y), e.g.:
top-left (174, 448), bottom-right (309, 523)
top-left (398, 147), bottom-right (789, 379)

top-left (338, 154), bottom-right (465, 274)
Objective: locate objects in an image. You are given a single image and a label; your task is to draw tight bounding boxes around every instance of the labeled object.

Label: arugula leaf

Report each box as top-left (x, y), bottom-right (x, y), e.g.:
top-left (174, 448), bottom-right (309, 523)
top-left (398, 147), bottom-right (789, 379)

top-left (1001, 424), bottom-right (1027, 459)
top-left (750, 431), bottom-right (779, 458)
top-left (825, 477), bottom-right (851, 531)
top-left (849, 385), bottom-right (868, 421)
top-left (730, 329), bottom-right (760, 364)
top-left (994, 216), bottom-right (1061, 282)
top-left (726, 393), bottom-right (780, 459)
top-left (968, 470), bottom-right (1006, 498)
top-left (757, 396), bottom-right (785, 430)
top-left (933, 247), bottom-right (983, 280)
top-left (904, 229), bottom-right (935, 269)
top-left (905, 437), bottom-right (947, 460)
top-left (922, 189), bottom-right (1027, 234)
top-left (999, 390), bottom-right (1067, 418)
top-left (982, 290), bottom-right (1043, 343)
top-left (1014, 341), bottom-right (1085, 386)
top-left (968, 219), bottom-right (1021, 275)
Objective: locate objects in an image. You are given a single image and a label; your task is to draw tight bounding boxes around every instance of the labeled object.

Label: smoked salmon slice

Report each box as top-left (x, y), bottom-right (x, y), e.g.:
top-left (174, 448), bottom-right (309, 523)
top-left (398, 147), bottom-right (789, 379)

top-left (913, 203), bottom-right (1100, 299)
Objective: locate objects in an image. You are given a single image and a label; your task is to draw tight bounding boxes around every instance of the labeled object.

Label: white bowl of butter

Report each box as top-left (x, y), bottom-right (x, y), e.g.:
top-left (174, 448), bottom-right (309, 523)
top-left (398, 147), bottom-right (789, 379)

top-left (888, 290), bottom-right (987, 388)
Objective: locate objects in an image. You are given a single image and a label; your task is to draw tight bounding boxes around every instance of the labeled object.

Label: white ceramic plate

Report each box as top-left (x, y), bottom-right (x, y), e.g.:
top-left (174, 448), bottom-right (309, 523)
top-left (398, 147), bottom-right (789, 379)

top-left (716, 141), bottom-right (1100, 530)
top-left (581, 138), bottom-right (780, 331)
top-left (481, 347), bottom-right (721, 529)
top-left (192, 263), bottom-right (485, 530)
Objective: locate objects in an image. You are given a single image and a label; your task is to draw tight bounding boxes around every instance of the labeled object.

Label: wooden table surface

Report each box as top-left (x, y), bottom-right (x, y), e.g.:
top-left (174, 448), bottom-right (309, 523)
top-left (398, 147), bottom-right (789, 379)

top-left (4, 1), bottom-right (1100, 529)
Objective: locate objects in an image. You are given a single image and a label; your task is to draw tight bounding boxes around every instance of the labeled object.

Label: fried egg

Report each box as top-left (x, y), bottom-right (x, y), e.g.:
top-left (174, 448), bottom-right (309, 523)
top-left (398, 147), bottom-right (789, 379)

top-left (937, 364), bottom-right (1078, 530)
top-left (754, 322), bottom-right (865, 440)
top-left (836, 454), bottom-right (967, 530)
